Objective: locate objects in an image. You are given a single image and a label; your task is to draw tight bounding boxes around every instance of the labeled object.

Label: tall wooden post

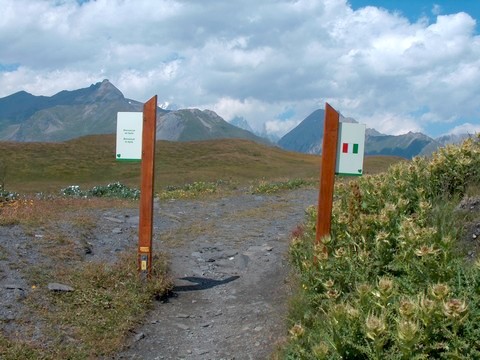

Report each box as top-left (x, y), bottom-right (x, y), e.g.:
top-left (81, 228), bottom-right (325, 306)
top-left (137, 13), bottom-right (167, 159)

top-left (315, 103), bottom-right (340, 254)
top-left (138, 95), bottom-right (157, 278)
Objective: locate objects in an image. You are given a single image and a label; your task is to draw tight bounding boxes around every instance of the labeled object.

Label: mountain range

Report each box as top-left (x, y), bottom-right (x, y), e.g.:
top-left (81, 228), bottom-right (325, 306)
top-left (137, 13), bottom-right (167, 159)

top-left (0, 80), bottom-right (265, 144)
top-left (277, 109), bottom-right (471, 158)
top-left (0, 80), bottom-right (471, 158)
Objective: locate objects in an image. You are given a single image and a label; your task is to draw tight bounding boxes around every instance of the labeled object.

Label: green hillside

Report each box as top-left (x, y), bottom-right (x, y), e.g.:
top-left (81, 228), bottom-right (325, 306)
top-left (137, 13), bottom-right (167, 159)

top-left (0, 135), bottom-right (403, 193)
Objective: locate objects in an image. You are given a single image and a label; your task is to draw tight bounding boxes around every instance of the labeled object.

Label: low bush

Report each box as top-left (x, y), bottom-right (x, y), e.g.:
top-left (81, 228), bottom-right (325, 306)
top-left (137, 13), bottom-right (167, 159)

top-left (61, 182), bottom-right (140, 200)
top-left (283, 135), bottom-right (480, 359)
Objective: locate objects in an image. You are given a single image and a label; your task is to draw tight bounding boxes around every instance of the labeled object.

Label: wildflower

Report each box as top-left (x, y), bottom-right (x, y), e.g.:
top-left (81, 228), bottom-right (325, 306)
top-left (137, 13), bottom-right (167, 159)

top-left (430, 283), bottom-right (450, 300)
top-left (312, 342), bottom-right (330, 358)
top-left (289, 323), bottom-right (305, 338)
top-left (414, 245), bottom-right (440, 257)
top-left (399, 299), bottom-right (416, 319)
top-left (397, 320), bottom-right (419, 343)
top-left (357, 283), bottom-right (372, 297)
top-left (323, 279), bottom-right (334, 288)
top-left (326, 289), bottom-right (340, 299)
top-left (418, 294), bottom-right (435, 315)
top-left (443, 299), bottom-right (468, 320)
top-left (365, 314), bottom-right (386, 340)
top-left (377, 277), bottom-right (394, 298)
top-left (333, 247), bottom-right (346, 258)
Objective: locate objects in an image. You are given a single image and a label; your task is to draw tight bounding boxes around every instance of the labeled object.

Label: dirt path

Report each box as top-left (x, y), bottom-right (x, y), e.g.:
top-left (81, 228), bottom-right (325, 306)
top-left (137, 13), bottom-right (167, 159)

top-left (115, 189), bottom-right (318, 360)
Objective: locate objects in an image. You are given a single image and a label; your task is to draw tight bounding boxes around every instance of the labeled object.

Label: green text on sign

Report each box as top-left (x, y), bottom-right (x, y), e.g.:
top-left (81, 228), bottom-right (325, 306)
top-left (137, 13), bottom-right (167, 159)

top-left (116, 112), bottom-right (143, 161)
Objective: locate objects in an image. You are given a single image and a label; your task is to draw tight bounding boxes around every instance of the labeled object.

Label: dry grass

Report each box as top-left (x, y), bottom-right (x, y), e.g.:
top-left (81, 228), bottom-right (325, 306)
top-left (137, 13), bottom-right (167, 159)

top-left (0, 135), bottom-right (403, 194)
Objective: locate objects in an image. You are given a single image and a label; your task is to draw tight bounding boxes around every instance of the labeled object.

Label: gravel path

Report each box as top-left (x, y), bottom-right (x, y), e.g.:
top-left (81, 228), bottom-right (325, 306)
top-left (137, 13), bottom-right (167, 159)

top-left (116, 189), bottom-right (318, 360)
top-left (0, 188), bottom-right (318, 359)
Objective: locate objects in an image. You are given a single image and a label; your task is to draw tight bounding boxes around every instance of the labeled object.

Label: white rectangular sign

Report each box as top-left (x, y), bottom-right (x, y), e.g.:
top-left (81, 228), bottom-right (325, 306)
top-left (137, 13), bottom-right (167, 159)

top-left (116, 112), bottom-right (143, 161)
top-left (335, 122), bottom-right (366, 176)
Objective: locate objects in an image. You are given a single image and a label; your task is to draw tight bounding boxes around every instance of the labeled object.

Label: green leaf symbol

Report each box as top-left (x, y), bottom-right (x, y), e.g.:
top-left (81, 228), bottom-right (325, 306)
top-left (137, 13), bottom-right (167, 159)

top-left (358, 169), bottom-right (362, 173)
top-left (117, 154), bottom-right (121, 158)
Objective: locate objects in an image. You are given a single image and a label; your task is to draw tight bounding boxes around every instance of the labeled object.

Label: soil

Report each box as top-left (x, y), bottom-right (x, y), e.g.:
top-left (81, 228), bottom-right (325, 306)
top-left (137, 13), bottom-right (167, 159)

top-left (0, 188), bottom-right (319, 359)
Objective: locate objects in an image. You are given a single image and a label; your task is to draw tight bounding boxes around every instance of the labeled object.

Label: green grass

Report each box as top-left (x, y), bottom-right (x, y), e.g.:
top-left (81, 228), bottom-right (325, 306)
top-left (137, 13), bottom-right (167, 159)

top-left (0, 135), bottom-right (403, 194)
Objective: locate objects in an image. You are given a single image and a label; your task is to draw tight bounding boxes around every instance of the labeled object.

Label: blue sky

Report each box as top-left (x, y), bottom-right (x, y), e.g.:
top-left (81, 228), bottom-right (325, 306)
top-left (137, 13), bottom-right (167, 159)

top-left (0, 0), bottom-right (479, 138)
top-left (350, 0), bottom-right (480, 32)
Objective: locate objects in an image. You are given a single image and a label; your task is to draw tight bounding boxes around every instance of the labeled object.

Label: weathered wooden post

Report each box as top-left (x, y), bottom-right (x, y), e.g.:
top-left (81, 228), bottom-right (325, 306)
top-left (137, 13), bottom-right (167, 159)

top-left (138, 95), bottom-right (157, 278)
top-left (315, 103), bottom-right (340, 255)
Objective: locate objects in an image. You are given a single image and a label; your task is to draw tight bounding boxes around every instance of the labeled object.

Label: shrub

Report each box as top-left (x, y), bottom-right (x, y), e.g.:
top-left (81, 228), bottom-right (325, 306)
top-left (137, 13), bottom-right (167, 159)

top-left (61, 182), bottom-right (140, 200)
top-left (284, 135), bottom-right (480, 359)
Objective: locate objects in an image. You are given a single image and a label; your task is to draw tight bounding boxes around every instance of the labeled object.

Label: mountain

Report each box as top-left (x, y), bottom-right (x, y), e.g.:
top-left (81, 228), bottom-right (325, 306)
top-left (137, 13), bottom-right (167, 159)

top-left (277, 109), bottom-right (357, 154)
top-left (156, 109), bottom-right (268, 144)
top-left (278, 109), bottom-right (440, 158)
top-left (229, 116), bottom-right (255, 133)
top-left (0, 80), bottom-right (267, 144)
top-left (277, 109), bottom-right (326, 154)
top-left (0, 80), bottom-right (148, 142)
top-left (365, 131), bottom-right (435, 158)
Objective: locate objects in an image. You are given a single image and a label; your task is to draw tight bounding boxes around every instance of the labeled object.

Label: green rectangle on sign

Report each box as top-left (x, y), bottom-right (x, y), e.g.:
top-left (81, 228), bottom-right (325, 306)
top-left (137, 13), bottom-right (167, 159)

top-left (353, 143), bottom-right (359, 154)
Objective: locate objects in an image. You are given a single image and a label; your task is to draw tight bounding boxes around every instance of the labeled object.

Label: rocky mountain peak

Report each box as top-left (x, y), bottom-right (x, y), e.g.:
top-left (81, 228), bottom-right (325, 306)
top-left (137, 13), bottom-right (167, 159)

top-left (87, 79), bottom-right (124, 103)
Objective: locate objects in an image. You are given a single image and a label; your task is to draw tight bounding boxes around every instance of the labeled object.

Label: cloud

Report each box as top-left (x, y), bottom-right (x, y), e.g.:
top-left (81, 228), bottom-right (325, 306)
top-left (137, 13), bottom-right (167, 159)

top-left (0, 0), bottom-right (478, 137)
top-left (447, 122), bottom-right (480, 136)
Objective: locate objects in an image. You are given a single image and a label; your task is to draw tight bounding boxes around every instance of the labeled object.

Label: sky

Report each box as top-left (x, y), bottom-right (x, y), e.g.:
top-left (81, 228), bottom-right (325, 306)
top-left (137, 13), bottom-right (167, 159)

top-left (0, 0), bottom-right (479, 138)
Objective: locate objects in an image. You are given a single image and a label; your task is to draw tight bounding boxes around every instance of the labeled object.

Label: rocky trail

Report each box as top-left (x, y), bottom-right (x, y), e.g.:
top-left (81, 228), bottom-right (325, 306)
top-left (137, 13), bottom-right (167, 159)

top-left (0, 188), bottom-right (319, 359)
top-left (116, 189), bottom-right (318, 360)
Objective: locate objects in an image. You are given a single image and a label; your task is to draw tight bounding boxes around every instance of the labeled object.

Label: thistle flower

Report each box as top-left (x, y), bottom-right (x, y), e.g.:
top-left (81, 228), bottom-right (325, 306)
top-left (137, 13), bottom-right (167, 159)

top-left (418, 294), bottom-right (436, 316)
top-left (414, 245), bottom-right (440, 257)
top-left (323, 279), bottom-right (335, 288)
top-left (312, 342), bottom-right (330, 358)
top-left (397, 320), bottom-right (419, 343)
top-left (443, 299), bottom-right (468, 320)
top-left (289, 323), bottom-right (305, 338)
top-left (357, 283), bottom-right (372, 297)
top-left (399, 299), bottom-right (416, 319)
top-left (377, 277), bottom-right (395, 298)
top-left (365, 314), bottom-right (386, 340)
top-left (326, 289), bottom-right (340, 299)
top-left (333, 247), bottom-right (346, 258)
top-left (430, 283), bottom-right (450, 300)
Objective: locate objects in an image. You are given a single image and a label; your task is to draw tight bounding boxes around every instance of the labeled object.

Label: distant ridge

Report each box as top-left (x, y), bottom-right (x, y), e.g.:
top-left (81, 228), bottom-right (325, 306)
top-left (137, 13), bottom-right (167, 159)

top-left (277, 108), bottom-right (464, 158)
top-left (0, 80), bottom-right (267, 144)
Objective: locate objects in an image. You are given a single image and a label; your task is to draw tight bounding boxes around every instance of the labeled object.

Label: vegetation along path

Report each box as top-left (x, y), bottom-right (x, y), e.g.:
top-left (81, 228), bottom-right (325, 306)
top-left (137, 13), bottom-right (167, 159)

top-left (116, 188), bottom-right (318, 359)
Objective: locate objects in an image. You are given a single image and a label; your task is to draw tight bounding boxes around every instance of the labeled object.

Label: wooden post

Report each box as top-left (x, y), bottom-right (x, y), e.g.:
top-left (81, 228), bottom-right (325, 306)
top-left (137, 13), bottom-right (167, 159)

top-left (315, 103), bottom-right (340, 254)
top-left (138, 95), bottom-right (157, 278)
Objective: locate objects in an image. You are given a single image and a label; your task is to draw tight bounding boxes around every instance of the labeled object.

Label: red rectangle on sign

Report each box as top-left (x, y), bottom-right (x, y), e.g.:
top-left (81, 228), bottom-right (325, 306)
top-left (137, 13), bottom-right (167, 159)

top-left (342, 143), bottom-right (348, 153)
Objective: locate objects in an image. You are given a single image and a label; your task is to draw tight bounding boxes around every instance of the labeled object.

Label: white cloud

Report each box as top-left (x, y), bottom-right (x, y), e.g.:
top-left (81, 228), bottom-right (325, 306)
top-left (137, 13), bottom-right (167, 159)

top-left (447, 123), bottom-right (480, 136)
top-left (0, 0), bottom-right (478, 137)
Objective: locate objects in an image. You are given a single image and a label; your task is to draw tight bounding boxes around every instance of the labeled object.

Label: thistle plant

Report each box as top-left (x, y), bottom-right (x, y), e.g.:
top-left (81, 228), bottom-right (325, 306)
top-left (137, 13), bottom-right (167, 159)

top-left (283, 135), bottom-right (480, 359)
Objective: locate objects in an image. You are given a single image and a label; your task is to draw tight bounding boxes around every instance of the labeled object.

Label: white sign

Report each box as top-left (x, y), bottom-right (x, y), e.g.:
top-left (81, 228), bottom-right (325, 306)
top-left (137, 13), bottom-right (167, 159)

top-left (116, 112), bottom-right (143, 161)
top-left (335, 122), bottom-right (366, 176)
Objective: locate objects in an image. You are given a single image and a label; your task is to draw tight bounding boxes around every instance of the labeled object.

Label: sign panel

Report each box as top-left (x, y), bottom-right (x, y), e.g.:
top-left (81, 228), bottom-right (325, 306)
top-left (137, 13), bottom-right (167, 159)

top-left (116, 112), bottom-right (143, 161)
top-left (335, 122), bottom-right (366, 176)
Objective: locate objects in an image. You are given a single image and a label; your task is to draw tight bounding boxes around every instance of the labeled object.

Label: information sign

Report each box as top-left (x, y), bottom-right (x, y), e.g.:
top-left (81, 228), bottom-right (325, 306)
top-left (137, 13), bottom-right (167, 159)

top-left (116, 112), bottom-right (143, 161)
top-left (335, 122), bottom-right (366, 176)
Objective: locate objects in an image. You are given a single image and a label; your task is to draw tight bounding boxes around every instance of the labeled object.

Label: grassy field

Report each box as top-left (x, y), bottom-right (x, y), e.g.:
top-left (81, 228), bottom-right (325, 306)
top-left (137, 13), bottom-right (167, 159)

top-left (0, 135), bottom-right (403, 193)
